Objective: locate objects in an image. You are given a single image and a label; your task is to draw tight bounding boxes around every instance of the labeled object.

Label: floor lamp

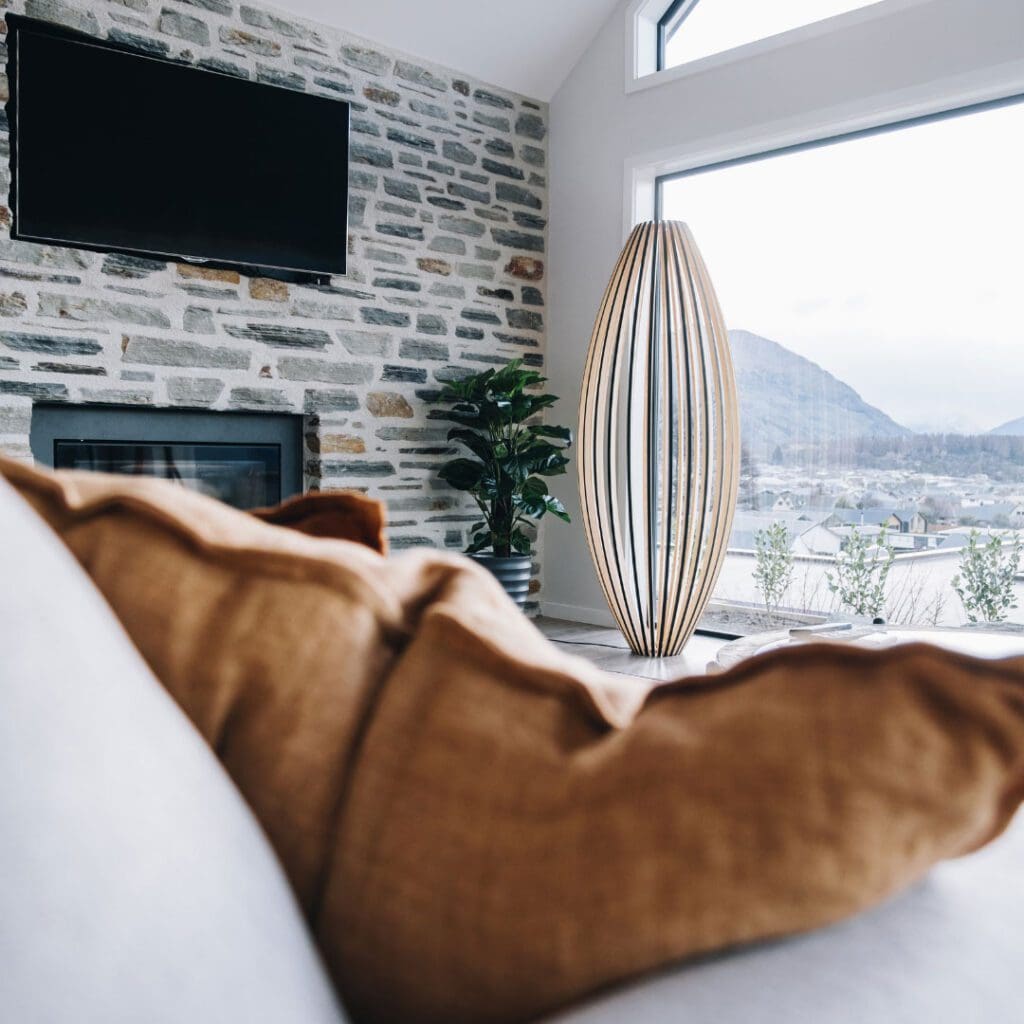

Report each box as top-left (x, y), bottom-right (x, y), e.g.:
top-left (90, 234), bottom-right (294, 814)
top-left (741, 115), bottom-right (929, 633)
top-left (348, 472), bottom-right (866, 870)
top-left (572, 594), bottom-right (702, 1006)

top-left (578, 220), bottom-right (740, 657)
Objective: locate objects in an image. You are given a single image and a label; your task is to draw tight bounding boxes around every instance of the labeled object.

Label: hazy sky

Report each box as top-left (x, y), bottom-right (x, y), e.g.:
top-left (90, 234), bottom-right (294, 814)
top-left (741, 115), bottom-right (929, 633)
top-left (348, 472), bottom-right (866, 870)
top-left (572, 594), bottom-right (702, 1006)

top-left (661, 98), bottom-right (1024, 434)
top-left (664, 0), bottom-right (878, 67)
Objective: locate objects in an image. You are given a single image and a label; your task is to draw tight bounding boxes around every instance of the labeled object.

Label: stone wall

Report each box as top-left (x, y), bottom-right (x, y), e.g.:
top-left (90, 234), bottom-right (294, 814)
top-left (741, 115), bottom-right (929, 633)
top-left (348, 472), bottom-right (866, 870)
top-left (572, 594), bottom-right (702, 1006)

top-left (0, 0), bottom-right (549, 605)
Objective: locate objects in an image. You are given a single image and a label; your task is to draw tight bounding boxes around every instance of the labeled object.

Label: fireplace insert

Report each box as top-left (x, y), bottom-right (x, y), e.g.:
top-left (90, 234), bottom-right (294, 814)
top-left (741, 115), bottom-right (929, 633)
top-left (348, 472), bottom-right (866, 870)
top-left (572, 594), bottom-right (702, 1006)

top-left (30, 406), bottom-right (303, 510)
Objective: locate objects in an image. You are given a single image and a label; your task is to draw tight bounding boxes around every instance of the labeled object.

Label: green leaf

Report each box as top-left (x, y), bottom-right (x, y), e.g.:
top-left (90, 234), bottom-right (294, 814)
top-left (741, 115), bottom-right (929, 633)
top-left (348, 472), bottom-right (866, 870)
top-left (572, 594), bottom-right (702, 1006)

top-left (466, 531), bottom-right (492, 554)
top-left (519, 498), bottom-right (547, 519)
top-left (528, 424), bottom-right (573, 444)
top-left (438, 458), bottom-right (485, 492)
top-left (545, 497), bottom-right (571, 522)
top-left (521, 476), bottom-right (548, 500)
top-left (447, 427), bottom-right (492, 461)
top-left (530, 451), bottom-right (570, 477)
top-left (525, 394), bottom-right (558, 416)
top-left (510, 528), bottom-right (532, 555)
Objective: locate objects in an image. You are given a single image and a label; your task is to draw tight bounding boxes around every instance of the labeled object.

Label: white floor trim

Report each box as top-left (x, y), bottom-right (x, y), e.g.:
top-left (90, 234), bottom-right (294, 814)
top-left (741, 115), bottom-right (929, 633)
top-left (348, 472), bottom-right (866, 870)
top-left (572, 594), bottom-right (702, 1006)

top-left (539, 601), bottom-right (617, 627)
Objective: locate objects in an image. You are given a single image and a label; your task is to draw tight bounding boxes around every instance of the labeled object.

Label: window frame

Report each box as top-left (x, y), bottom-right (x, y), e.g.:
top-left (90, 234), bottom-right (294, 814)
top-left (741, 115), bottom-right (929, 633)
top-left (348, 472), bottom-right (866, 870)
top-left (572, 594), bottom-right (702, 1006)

top-left (653, 91), bottom-right (1024, 220)
top-left (627, 0), bottom-right (934, 96)
top-left (652, 0), bottom-right (891, 77)
top-left (651, 89), bottom-right (1024, 639)
top-left (655, 0), bottom-right (695, 72)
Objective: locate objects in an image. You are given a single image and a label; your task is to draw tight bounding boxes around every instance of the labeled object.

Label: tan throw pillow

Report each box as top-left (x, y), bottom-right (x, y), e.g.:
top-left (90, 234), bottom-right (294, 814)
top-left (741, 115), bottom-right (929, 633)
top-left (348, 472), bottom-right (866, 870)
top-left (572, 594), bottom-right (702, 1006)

top-left (4, 453), bottom-right (1024, 1024)
top-left (320, 569), bottom-right (1024, 1023)
top-left (251, 490), bottom-right (387, 553)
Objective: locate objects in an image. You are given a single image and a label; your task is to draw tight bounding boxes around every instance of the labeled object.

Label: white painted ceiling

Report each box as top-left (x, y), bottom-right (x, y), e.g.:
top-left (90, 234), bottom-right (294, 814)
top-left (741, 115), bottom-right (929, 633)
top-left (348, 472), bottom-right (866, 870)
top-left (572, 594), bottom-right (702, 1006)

top-left (271, 0), bottom-right (622, 100)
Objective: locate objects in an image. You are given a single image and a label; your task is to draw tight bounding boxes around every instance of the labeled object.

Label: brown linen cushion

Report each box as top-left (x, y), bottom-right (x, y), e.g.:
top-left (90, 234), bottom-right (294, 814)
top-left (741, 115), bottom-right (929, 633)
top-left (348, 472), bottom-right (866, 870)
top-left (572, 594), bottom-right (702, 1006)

top-left (251, 490), bottom-right (387, 553)
top-left (3, 454), bottom-right (1024, 1024)
top-left (319, 571), bottom-right (1024, 1023)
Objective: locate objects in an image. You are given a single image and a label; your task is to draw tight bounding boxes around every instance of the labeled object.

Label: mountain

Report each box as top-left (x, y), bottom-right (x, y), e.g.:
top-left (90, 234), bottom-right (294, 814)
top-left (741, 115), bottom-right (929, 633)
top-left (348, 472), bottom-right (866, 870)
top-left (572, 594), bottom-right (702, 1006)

top-left (727, 329), bottom-right (911, 452)
top-left (990, 417), bottom-right (1024, 436)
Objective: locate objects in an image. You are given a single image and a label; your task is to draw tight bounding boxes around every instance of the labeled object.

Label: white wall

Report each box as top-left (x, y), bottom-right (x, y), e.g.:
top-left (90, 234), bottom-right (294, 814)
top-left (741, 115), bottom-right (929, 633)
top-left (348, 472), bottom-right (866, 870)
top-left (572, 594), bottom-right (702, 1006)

top-left (544, 0), bottom-right (1024, 624)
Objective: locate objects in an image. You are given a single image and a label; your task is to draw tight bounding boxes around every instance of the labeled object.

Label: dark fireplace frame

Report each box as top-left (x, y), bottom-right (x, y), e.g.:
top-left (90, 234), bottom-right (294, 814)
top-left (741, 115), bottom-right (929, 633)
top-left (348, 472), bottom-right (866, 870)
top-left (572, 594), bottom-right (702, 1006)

top-left (29, 404), bottom-right (304, 504)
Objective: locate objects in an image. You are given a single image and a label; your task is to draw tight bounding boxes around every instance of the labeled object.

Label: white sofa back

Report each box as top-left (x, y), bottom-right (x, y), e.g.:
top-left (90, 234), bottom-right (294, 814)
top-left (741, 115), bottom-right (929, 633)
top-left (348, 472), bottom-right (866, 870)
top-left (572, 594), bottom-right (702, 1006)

top-left (0, 475), bottom-right (345, 1024)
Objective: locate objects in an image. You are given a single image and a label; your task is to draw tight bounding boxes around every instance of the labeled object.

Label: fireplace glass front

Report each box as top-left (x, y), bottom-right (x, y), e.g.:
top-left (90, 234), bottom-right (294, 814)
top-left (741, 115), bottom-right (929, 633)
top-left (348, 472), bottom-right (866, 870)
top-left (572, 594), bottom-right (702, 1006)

top-left (30, 406), bottom-right (303, 510)
top-left (53, 441), bottom-right (282, 509)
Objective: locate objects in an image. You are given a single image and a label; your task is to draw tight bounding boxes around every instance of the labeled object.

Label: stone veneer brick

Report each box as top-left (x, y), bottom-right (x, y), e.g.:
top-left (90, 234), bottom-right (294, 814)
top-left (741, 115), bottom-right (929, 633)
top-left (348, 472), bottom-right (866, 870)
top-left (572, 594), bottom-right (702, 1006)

top-left (0, 0), bottom-right (549, 610)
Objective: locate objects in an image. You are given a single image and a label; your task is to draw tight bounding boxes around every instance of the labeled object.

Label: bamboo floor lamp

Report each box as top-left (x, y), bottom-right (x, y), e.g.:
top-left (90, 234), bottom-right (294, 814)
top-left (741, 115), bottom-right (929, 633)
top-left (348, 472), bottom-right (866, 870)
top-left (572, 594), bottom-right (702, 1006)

top-left (577, 221), bottom-right (740, 657)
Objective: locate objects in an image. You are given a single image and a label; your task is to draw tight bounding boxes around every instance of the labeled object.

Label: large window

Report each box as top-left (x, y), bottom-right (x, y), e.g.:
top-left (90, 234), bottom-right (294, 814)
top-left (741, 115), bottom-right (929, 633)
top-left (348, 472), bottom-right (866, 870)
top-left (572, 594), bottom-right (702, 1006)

top-left (658, 0), bottom-right (882, 71)
top-left (657, 98), bottom-right (1024, 634)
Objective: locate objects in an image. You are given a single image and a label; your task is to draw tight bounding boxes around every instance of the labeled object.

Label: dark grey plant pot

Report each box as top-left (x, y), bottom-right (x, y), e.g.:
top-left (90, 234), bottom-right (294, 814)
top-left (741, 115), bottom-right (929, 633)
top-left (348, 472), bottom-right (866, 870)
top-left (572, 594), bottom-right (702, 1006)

top-left (469, 553), bottom-right (532, 609)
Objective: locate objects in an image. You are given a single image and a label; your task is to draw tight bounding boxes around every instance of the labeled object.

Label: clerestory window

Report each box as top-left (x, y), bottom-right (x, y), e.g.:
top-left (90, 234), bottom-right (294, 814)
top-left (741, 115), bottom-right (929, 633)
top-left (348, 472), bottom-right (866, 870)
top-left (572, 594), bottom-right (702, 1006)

top-left (657, 0), bottom-right (883, 71)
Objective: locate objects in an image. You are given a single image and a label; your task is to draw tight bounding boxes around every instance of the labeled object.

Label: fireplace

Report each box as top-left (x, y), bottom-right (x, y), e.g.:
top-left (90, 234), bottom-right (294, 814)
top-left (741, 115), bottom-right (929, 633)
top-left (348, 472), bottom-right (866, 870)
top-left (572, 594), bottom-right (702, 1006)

top-left (29, 405), bottom-right (303, 510)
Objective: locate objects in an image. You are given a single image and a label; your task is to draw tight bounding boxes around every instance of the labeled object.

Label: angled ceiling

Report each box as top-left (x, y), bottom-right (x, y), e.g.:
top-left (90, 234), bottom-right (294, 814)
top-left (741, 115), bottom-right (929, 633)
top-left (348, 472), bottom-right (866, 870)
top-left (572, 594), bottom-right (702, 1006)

top-left (269, 0), bottom-right (623, 100)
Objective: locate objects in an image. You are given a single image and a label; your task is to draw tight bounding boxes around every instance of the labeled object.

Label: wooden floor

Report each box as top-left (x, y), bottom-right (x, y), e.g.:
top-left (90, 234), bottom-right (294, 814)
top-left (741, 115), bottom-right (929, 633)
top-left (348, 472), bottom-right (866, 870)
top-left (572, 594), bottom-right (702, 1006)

top-left (534, 617), bottom-right (726, 682)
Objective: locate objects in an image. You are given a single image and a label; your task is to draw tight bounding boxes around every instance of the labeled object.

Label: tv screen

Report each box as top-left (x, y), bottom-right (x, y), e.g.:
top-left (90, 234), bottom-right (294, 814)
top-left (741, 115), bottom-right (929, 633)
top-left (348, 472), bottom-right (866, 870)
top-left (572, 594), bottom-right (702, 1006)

top-left (7, 15), bottom-right (349, 278)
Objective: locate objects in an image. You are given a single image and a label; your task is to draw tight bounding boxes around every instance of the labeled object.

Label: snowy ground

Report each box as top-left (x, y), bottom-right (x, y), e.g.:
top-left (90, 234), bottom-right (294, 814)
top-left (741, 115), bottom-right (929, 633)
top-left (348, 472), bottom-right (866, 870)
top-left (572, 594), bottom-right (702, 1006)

top-left (708, 546), bottom-right (1024, 631)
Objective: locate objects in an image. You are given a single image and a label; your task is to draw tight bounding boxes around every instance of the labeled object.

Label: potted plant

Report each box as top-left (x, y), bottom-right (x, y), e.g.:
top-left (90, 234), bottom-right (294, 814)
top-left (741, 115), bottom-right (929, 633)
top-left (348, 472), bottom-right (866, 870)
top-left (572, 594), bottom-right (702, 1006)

top-left (434, 359), bottom-right (572, 608)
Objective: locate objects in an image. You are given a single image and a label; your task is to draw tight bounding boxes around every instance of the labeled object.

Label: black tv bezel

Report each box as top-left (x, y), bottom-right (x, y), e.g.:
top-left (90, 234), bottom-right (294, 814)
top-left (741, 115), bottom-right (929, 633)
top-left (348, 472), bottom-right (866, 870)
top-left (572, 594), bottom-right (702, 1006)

top-left (5, 14), bottom-right (350, 285)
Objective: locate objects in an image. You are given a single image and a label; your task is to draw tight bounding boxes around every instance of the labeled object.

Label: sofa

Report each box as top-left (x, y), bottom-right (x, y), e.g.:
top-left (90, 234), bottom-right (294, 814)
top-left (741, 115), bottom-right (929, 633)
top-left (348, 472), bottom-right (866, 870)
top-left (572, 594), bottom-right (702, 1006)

top-left (1, 472), bottom-right (1021, 1023)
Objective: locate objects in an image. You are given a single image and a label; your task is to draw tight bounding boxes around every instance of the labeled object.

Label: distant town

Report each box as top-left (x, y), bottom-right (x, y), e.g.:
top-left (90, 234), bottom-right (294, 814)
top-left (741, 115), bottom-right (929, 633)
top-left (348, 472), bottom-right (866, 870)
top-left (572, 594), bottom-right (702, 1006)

top-left (707, 330), bottom-right (1024, 632)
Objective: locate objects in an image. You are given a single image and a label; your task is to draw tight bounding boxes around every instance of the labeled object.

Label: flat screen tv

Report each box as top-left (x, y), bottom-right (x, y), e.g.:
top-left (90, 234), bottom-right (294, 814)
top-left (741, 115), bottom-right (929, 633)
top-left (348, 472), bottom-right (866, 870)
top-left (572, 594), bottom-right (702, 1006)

top-left (7, 15), bottom-right (349, 280)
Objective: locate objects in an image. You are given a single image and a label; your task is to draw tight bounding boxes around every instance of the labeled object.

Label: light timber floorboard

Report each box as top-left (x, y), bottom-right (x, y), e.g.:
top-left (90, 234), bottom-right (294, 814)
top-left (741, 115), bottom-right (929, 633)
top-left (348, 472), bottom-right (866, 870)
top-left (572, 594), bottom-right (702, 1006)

top-left (535, 617), bottom-right (725, 682)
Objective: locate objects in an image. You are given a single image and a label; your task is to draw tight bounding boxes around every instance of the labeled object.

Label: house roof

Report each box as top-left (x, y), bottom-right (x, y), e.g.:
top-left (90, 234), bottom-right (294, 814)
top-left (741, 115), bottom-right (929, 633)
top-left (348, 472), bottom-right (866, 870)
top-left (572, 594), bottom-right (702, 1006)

top-left (936, 528), bottom-right (1017, 549)
top-left (963, 503), bottom-right (1017, 521)
top-left (828, 508), bottom-right (900, 527)
top-left (728, 511), bottom-right (808, 551)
